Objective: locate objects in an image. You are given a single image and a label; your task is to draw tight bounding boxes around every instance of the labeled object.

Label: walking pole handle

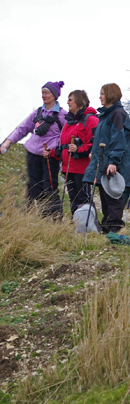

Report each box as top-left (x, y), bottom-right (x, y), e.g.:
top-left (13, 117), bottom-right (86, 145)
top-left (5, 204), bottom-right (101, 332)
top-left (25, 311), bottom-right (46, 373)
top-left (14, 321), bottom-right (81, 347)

top-left (99, 143), bottom-right (106, 148)
top-left (71, 135), bottom-right (75, 144)
top-left (99, 143), bottom-right (106, 160)
top-left (44, 142), bottom-right (48, 152)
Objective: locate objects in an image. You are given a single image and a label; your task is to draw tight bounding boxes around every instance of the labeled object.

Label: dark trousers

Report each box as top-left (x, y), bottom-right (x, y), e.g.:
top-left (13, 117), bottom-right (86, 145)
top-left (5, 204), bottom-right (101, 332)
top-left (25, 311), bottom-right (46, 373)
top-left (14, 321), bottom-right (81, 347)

top-left (26, 152), bottom-right (61, 215)
top-left (99, 184), bottom-right (124, 230)
top-left (67, 173), bottom-right (91, 215)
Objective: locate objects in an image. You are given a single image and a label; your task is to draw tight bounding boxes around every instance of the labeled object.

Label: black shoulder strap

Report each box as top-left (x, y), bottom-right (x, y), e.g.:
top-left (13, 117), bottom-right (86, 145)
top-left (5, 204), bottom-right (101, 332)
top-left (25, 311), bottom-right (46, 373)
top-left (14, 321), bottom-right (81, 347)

top-left (33, 107), bottom-right (43, 123)
top-left (82, 113), bottom-right (95, 127)
top-left (53, 111), bottom-right (62, 131)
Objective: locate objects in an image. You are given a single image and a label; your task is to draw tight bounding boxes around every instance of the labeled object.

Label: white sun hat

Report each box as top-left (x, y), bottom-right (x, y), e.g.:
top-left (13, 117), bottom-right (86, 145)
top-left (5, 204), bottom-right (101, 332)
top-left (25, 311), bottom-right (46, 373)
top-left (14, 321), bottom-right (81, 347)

top-left (101, 172), bottom-right (125, 199)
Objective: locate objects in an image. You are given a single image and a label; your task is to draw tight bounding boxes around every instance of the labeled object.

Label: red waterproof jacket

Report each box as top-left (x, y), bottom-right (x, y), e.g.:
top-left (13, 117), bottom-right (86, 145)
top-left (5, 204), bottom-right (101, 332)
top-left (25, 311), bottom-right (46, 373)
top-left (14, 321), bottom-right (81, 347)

top-left (60, 107), bottom-right (99, 174)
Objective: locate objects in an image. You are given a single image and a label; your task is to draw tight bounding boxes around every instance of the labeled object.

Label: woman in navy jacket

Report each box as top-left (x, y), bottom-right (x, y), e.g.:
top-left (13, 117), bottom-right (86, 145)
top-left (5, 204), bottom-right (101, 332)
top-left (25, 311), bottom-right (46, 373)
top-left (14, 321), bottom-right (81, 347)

top-left (83, 83), bottom-right (127, 233)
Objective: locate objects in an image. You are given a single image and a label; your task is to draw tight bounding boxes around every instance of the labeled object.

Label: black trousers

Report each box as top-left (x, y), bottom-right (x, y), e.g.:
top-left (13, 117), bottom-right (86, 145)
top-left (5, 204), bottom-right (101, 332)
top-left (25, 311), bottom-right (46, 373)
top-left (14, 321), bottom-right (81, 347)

top-left (99, 184), bottom-right (124, 230)
top-left (26, 152), bottom-right (61, 214)
top-left (67, 173), bottom-right (91, 215)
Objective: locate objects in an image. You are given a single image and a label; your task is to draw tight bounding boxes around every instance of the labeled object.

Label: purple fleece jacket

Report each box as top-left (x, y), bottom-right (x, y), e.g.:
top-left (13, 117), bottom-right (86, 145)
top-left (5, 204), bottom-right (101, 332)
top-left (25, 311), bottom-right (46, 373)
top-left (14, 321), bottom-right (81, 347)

top-left (7, 102), bottom-right (67, 155)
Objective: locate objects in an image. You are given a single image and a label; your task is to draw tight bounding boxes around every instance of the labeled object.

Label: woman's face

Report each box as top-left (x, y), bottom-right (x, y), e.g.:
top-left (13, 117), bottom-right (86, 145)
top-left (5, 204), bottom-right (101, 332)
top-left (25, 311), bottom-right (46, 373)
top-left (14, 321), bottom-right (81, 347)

top-left (99, 88), bottom-right (107, 106)
top-left (42, 89), bottom-right (55, 106)
top-left (67, 94), bottom-right (79, 115)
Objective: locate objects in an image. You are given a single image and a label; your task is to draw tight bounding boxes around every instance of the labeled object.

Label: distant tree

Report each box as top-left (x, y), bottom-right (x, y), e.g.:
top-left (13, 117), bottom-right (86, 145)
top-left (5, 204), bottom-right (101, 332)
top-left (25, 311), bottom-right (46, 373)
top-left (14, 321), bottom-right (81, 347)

top-left (123, 99), bottom-right (130, 116)
top-left (123, 71), bottom-right (130, 115)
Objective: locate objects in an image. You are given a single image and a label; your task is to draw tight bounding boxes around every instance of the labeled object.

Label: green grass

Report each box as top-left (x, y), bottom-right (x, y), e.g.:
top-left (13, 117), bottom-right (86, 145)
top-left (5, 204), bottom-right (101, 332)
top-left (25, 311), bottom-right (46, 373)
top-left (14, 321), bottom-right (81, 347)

top-left (49, 383), bottom-right (130, 403)
top-left (0, 391), bottom-right (12, 404)
top-left (0, 388), bottom-right (114, 404)
top-left (0, 314), bottom-right (26, 325)
top-left (1, 281), bottom-right (19, 293)
top-left (12, 373), bottom-right (130, 403)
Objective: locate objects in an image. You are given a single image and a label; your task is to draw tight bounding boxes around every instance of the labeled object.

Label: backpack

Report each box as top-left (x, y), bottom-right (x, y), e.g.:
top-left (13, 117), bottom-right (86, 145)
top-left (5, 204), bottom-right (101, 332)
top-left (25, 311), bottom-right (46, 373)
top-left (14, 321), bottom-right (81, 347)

top-left (73, 203), bottom-right (101, 234)
top-left (33, 107), bottom-right (63, 137)
top-left (82, 113), bottom-right (95, 128)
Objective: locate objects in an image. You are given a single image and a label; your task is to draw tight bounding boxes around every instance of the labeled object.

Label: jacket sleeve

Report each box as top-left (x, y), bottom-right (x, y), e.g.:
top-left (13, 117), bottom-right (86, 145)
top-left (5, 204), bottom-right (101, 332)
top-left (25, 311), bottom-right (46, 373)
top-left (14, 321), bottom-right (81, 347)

top-left (107, 109), bottom-right (127, 167)
top-left (74, 115), bottom-right (99, 158)
top-left (7, 110), bottom-right (37, 143)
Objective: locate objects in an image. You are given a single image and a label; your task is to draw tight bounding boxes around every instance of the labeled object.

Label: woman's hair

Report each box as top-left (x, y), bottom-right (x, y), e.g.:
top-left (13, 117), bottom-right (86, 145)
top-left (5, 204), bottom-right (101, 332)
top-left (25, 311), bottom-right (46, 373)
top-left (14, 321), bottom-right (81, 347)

top-left (69, 90), bottom-right (90, 108)
top-left (101, 83), bottom-right (122, 104)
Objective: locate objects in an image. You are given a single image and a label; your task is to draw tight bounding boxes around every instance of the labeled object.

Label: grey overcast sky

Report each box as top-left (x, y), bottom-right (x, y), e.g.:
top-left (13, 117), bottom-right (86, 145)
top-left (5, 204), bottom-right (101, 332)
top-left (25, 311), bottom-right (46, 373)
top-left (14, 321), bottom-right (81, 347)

top-left (0, 0), bottom-right (130, 142)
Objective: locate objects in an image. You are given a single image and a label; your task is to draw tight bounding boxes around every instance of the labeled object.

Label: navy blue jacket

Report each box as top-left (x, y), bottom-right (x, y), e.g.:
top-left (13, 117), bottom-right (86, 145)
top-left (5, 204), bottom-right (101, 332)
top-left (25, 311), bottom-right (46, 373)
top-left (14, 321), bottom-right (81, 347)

top-left (121, 113), bottom-right (130, 187)
top-left (83, 101), bottom-right (128, 185)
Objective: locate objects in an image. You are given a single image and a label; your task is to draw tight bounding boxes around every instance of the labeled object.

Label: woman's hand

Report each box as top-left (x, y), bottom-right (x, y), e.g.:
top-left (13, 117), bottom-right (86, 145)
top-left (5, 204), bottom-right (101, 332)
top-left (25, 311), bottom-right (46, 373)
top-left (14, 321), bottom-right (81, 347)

top-left (43, 149), bottom-right (50, 158)
top-left (106, 164), bottom-right (117, 175)
top-left (0, 139), bottom-right (11, 155)
top-left (68, 144), bottom-right (77, 153)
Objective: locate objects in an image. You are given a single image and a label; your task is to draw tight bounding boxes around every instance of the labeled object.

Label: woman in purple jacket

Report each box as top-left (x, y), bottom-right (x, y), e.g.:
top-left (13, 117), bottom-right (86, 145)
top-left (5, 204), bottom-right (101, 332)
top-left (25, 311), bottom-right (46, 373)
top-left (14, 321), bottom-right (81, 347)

top-left (0, 81), bottom-right (67, 217)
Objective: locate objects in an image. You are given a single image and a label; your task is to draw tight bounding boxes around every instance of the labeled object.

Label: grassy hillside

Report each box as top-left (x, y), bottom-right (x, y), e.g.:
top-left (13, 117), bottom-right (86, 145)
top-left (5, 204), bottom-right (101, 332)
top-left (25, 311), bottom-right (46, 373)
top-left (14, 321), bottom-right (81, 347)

top-left (0, 144), bottom-right (130, 403)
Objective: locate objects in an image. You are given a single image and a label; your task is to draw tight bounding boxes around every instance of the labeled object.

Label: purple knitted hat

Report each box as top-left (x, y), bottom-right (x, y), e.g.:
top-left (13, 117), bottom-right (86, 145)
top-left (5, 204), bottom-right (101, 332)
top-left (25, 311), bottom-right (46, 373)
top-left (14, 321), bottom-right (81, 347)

top-left (42, 81), bottom-right (64, 100)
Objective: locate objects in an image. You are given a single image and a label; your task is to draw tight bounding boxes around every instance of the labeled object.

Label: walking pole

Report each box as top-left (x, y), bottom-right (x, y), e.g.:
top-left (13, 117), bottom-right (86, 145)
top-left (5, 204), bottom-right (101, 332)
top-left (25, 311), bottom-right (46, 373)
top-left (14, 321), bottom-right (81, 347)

top-left (43, 143), bottom-right (53, 190)
top-left (85, 142), bottom-right (106, 230)
top-left (60, 135), bottom-right (75, 218)
top-left (125, 195), bottom-right (130, 224)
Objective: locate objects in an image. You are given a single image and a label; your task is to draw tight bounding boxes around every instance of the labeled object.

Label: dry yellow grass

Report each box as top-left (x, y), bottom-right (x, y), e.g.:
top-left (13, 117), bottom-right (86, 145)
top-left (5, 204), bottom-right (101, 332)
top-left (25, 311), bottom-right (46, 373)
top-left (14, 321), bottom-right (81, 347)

top-left (74, 275), bottom-right (130, 388)
top-left (0, 180), bottom-right (90, 276)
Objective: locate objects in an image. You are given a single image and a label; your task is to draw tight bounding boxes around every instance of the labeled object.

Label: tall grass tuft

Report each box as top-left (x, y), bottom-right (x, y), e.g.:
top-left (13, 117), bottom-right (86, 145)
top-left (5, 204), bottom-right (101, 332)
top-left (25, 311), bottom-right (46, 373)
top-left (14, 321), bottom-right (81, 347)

top-left (74, 275), bottom-right (130, 388)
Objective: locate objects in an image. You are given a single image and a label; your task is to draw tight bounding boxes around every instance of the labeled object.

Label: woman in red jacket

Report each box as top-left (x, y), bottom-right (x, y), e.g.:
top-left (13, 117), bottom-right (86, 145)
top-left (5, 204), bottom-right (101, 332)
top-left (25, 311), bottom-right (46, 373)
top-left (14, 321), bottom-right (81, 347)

top-left (61, 90), bottom-right (99, 214)
top-left (44, 90), bottom-right (99, 215)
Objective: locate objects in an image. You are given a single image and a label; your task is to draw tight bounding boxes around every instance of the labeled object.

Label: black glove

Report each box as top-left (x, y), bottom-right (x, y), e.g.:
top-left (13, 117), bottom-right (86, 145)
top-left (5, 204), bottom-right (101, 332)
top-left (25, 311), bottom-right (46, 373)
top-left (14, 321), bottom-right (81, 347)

top-left (55, 146), bottom-right (62, 158)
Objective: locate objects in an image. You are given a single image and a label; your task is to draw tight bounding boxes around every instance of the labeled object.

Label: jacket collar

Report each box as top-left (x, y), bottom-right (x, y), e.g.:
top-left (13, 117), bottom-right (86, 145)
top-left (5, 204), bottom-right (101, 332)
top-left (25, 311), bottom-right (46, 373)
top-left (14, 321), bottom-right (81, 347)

top-left (97, 101), bottom-right (123, 117)
top-left (42, 100), bottom-right (60, 112)
top-left (65, 106), bottom-right (86, 124)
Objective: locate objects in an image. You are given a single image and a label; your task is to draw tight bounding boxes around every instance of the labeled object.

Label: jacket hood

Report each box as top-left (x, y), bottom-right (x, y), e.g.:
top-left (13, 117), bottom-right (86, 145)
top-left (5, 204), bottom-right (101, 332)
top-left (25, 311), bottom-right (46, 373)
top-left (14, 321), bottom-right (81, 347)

top-left (84, 106), bottom-right (97, 115)
top-left (65, 106), bottom-right (97, 122)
